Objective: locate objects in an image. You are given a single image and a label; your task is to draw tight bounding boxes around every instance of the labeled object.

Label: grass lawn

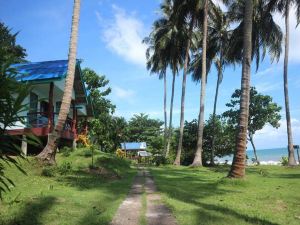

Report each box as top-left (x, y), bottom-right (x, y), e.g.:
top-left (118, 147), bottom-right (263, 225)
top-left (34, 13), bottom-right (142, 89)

top-left (0, 148), bottom-right (136, 225)
top-left (150, 165), bottom-right (300, 225)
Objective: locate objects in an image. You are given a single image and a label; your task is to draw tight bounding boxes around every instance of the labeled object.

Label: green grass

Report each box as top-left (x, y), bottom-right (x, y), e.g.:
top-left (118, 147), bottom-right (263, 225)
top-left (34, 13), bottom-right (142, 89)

top-left (0, 148), bottom-right (136, 225)
top-left (150, 165), bottom-right (300, 225)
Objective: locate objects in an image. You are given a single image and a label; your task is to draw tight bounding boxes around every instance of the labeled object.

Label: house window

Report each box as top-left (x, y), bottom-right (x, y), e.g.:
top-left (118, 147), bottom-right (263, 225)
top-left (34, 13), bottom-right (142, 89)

top-left (56, 101), bottom-right (61, 113)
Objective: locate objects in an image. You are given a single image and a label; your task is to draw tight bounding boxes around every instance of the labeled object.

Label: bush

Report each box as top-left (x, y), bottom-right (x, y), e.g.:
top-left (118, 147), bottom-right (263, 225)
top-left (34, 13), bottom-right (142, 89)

top-left (152, 155), bottom-right (167, 166)
top-left (83, 150), bottom-right (92, 157)
top-left (280, 156), bottom-right (288, 166)
top-left (57, 162), bottom-right (72, 175)
top-left (41, 166), bottom-right (56, 177)
top-left (60, 146), bottom-right (73, 157)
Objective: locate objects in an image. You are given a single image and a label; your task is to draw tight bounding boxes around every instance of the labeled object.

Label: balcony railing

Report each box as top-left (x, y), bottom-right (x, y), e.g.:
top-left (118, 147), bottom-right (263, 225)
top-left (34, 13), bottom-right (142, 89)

top-left (27, 112), bottom-right (74, 131)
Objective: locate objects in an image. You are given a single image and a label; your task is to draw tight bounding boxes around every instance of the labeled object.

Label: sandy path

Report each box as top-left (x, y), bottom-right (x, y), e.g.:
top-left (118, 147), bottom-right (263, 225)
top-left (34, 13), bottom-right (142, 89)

top-left (111, 167), bottom-right (177, 225)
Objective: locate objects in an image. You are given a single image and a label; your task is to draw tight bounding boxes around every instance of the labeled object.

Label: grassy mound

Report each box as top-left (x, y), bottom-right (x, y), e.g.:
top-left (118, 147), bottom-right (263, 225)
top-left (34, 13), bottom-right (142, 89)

top-left (0, 148), bottom-right (136, 225)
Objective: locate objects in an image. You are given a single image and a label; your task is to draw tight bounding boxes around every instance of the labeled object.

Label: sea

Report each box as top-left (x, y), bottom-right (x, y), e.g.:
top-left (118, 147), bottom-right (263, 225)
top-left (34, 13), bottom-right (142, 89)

top-left (218, 147), bottom-right (300, 165)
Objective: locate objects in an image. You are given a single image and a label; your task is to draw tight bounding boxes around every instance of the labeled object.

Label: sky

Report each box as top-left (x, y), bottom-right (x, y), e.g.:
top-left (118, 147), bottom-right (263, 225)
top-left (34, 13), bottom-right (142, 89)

top-left (0, 0), bottom-right (299, 150)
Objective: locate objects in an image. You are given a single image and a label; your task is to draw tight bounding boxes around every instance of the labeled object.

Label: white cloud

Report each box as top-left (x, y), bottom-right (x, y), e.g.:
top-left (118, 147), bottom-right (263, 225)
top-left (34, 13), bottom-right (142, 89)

top-left (254, 118), bottom-right (300, 149)
top-left (254, 67), bottom-right (274, 77)
top-left (273, 6), bottom-right (300, 63)
top-left (255, 81), bottom-right (282, 93)
top-left (113, 86), bottom-right (135, 99)
top-left (97, 5), bottom-right (147, 66)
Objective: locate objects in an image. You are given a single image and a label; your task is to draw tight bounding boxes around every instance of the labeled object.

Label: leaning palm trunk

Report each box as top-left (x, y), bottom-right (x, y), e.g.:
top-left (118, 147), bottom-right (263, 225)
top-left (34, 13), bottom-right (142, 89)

top-left (174, 17), bottom-right (195, 165)
top-left (166, 72), bottom-right (176, 157)
top-left (191, 0), bottom-right (208, 167)
top-left (163, 73), bottom-right (168, 155)
top-left (283, 1), bottom-right (296, 166)
top-left (37, 0), bottom-right (81, 164)
top-left (249, 134), bottom-right (259, 165)
top-left (228, 0), bottom-right (253, 178)
top-left (210, 57), bottom-right (223, 165)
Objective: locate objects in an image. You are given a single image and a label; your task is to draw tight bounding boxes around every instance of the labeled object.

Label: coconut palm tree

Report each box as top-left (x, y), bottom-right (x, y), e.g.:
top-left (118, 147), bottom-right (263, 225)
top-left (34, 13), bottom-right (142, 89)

top-left (190, 0), bottom-right (209, 167)
top-left (226, 0), bottom-right (283, 177)
top-left (172, 0), bottom-right (205, 165)
top-left (228, 0), bottom-right (253, 178)
top-left (144, 0), bottom-right (185, 157)
top-left (190, 5), bottom-right (231, 165)
top-left (266, 0), bottom-right (300, 166)
top-left (37, 0), bottom-right (81, 164)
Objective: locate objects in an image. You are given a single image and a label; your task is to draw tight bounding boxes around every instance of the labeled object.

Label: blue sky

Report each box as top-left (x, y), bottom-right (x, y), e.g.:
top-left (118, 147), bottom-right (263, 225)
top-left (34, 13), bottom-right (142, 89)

top-left (1, 0), bottom-right (300, 150)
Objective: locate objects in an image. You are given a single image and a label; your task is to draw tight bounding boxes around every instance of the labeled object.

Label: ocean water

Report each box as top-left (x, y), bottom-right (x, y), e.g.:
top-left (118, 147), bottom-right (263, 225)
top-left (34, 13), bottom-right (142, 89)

top-left (218, 147), bottom-right (300, 165)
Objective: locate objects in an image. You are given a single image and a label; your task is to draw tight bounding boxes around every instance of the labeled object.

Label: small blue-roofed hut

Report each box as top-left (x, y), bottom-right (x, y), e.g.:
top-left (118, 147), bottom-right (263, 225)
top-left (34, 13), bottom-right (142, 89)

top-left (120, 142), bottom-right (148, 159)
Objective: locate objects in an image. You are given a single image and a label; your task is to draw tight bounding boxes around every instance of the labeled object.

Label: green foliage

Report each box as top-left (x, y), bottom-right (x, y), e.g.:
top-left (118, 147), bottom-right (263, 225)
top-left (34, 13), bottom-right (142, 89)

top-left (0, 23), bottom-right (31, 199)
top-left (59, 146), bottom-right (73, 157)
top-left (41, 166), bottom-right (56, 177)
top-left (172, 117), bottom-right (235, 165)
top-left (57, 162), bottom-right (72, 175)
top-left (280, 156), bottom-right (288, 166)
top-left (127, 113), bottom-right (164, 152)
top-left (0, 22), bottom-right (26, 63)
top-left (223, 87), bottom-right (282, 150)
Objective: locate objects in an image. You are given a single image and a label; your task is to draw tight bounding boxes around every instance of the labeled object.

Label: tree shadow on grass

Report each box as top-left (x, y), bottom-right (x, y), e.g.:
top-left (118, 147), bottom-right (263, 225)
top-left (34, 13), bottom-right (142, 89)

top-left (57, 169), bottom-right (136, 191)
top-left (4, 196), bottom-right (56, 225)
top-left (151, 168), bottom-right (279, 225)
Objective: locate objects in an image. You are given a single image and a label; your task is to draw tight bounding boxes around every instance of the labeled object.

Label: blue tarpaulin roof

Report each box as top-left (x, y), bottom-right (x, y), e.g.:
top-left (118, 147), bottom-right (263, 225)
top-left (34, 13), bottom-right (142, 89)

top-left (12, 60), bottom-right (72, 82)
top-left (121, 142), bottom-right (147, 150)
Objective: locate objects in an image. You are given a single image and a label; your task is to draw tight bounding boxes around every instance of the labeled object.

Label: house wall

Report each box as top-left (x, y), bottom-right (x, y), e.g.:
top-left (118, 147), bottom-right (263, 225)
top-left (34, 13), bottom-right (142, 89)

top-left (7, 79), bottom-right (86, 130)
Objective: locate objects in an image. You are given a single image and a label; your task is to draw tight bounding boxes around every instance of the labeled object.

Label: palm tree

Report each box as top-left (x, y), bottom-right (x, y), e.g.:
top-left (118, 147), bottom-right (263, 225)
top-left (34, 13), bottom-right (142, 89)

top-left (190, 5), bottom-right (231, 165)
top-left (37, 0), bottom-right (81, 164)
top-left (227, 0), bottom-right (283, 177)
top-left (266, 0), bottom-right (300, 166)
top-left (228, 0), bottom-right (253, 178)
top-left (145, 0), bottom-right (185, 159)
top-left (190, 0), bottom-right (209, 167)
top-left (173, 0), bottom-right (204, 165)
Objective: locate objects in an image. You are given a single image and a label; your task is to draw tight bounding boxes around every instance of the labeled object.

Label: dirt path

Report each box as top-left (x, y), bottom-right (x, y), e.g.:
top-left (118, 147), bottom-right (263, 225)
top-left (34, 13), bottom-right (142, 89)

top-left (111, 167), bottom-right (177, 225)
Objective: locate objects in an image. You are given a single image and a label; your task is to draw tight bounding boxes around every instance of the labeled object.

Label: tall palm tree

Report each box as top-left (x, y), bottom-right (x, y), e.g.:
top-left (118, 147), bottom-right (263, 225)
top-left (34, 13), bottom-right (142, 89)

top-left (267, 0), bottom-right (300, 166)
top-left (37, 0), bottom-right (81, 164)
top-left (190, 0), bottom-right (209, 167)
top-left (144, 0), bottom-right (185, 157)
top-left (173, 0), bottom-right (203, 165)
top-left (227, 0), bottom-right (283, 177)
top-left (228, 0), bottom-right (253, 178)
top-left (190, 5), bottom-right (231, 165)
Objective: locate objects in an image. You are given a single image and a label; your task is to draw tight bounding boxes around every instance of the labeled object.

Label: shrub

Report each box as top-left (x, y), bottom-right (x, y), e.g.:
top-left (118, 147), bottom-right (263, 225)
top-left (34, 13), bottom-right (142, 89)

top-left (41, 166), bottom-right (56, 177)
top-left (280, 156), bottom-right (288, 166)
top-left (152, 155), bottom-right (167, 166)
top-left (57, 162), bottom-right (72, 175)
top-left (83, 149), bottom-right (92, 157)
top-left (60, 146), bottom-right (73, 157)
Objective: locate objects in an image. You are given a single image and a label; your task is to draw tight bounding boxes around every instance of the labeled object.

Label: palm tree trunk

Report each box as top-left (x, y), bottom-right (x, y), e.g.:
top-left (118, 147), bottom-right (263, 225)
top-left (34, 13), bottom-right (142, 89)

top-left (37, 0), bottom-right (81, 164)
top-left (191, 0), bottom-right (208, 167)
top-left (174, 17), bottom-right (195, 165)
top-left (166, 72), bottom-right (176, 157)
top-left (228, 0), bottom-right (253, 178)
top-left (249, 134), bottom-right (259, 165)
top-left (283, 1), bottom-right (296, 166)
top-left (163, 73), bottom-right (168, 156)
top-left (210, 57), bottom-right (223, 165)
